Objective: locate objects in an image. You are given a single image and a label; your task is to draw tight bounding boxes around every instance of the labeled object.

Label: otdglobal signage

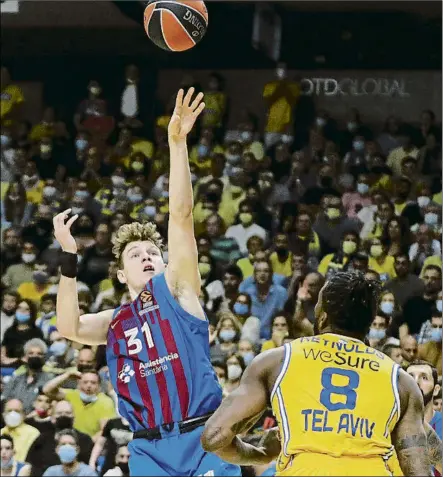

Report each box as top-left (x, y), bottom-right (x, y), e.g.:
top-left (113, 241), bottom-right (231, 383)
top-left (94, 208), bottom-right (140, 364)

top-left (300, 77), bottom-right (410, 97)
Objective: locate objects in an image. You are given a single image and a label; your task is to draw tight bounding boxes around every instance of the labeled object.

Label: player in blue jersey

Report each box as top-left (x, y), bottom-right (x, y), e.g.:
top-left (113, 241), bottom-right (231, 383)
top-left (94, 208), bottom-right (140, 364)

top-left (53, 88), bottom-right (241, 477)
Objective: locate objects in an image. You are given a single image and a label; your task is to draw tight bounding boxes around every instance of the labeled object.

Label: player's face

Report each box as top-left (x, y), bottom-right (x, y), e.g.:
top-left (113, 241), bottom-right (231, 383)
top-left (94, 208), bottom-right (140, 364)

top-left (119, 240), bottom-right (165, 291)
top-left (0, 438), bottom-right (14, 464)
top-left (407, 364), bottom-right (437, 405)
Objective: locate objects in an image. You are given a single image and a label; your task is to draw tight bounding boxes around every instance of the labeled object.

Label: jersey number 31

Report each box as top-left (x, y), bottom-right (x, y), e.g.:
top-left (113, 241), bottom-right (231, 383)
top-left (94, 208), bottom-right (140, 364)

top-left (320, 367), bottom-right (360, 411)
top-left (124, 323), bottom-right (154, 354)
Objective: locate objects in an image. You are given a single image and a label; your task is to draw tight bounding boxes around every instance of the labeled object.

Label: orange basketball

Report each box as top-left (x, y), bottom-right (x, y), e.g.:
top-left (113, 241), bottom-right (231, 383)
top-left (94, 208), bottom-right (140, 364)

top-left (144, 0), bottom-right (208, 52)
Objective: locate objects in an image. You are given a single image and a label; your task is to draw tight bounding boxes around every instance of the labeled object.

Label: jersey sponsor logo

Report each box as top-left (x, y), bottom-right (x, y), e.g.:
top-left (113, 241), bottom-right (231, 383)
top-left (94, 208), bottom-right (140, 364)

top-left (302, 348), bottom-right (381, 372)
top-left (139, 290), bottom-right (159, 313)
top-left (118, 364), bottom-right (135, 383)
top-left (139, 353), bottom-right (179, 377)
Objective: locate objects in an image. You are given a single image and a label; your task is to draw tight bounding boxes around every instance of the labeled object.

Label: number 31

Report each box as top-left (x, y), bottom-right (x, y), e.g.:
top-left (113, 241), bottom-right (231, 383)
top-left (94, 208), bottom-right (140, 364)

top-left (124, 323), bottom-right (154, 354)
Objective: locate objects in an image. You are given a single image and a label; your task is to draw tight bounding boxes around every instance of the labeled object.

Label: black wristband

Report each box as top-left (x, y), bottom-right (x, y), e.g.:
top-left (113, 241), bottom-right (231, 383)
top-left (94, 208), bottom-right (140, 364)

top-left (60, 251), bottom-right (78, 278)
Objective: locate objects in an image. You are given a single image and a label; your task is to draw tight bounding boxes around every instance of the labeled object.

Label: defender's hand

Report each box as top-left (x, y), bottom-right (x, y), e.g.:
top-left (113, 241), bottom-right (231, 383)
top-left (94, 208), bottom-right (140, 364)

top-left (53, 208), bottom-right (79, 254)
top-left (168, 88), bottom-right (205, 141)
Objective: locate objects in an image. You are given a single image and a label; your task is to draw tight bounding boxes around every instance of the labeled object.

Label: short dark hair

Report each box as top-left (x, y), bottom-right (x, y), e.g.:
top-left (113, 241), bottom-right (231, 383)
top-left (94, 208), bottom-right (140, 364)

top-left (224, 264), bottom-right (243, 281)
top-left (423, 265), bottom-right (442, 279)
top-left (408, 359), bottom-right (438, 386)
top-left (322, 271), bottom-right (381, 335)
top-left (1, 434), bottom-right (14, 448)
top-left (56, 429), bottom-right (80, 446)
top-left (382, 343), bottom-right (401, 359)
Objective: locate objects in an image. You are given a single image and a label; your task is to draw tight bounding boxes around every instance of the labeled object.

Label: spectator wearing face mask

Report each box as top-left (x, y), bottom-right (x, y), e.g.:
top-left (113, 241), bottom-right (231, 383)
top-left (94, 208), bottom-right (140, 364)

top-left (1, 399), bottom-right (40, 462)
top-left (343, 135), bottom-right (369, 176)
top-left (232, 293), bottom-right (261, 345)
top-left (24, 390), bottom-right (52, 434)
top-left (42, 429), bottom-right (98, 477)
top-left (367, 313), bottom-right (391, 350)
top-left (74, 80), bottom-right (108, 133)
top-left (2, 339), bottom-right (53, 414)
top-left (16, 261), bottom-right (52, 305)
top-left (190, 128), bottom-right (224, 177)
top-left (103, 444), bottom-right (131, 477)
top-left (263, 63), bottom-right (300, 148)
top-left (367, 237), bottom-right (396, 282)
top-left (43, 370), bottom-right (116, 440)
top-left (44, 329), bottom-right (77, 376)
top-left (226, 200), bottom-right (268, 256)
top-left (26, 400), bottom-right (94, 476)
top-left (204, 214), bottom-right (242, 267)
top-left (210, 313), bottom-right (241, 361)
top-left (1, 228), bottom-right (21, 272)
top-left (269, 233), bottom-right (293, 278)
top-left (318, 230), bottom-right (360, 279)
top-left (237, 339), bottom-right (256, 367)
top-left (1, 182), bottom-right (33, 229)
top-left (314, 194), bottom-right (360, 256)
top-left (387, 128), bottom-right (419, 176)
top-left (377, 290), bottom-right (401, 325)
top-left (409, 224), bottom-right (441, 274)
top-left (224, 353), bottom-right (246, 395)
top-left (384, 253), bottom-right (425, 308)
top-left (1, 291), bottom-right (19, 342)
top-left (21, 206), bottom-right (54, 252)
top-left (30, 107), bottom-right (69, 144)
top-left (0, 435), bottom-right (31, 477)
top-left (342, 172), bottom-right (373, 218)
top-left (288, 212), bottom-right (321, 259)
top-left (417, 308), bottom-right (442, 345)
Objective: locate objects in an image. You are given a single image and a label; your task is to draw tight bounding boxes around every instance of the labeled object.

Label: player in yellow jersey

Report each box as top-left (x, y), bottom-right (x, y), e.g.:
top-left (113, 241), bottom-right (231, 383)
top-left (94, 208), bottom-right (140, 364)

top-left (202, 271), bottom-right (433, 476)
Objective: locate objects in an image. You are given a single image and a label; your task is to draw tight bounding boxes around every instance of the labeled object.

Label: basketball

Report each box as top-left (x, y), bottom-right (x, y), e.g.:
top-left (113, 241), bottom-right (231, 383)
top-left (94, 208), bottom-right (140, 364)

top-left (144, 0), bottom-right (208, 52)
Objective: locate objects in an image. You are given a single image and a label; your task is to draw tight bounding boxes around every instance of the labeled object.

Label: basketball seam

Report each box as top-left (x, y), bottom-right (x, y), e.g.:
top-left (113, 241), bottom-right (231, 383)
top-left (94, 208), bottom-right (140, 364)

top-left (156, 1), bottom-right (208, 22)
top-left (158, 7), bottom-right (197, 47)
top-left (159, 9), bottom-right (173, 51)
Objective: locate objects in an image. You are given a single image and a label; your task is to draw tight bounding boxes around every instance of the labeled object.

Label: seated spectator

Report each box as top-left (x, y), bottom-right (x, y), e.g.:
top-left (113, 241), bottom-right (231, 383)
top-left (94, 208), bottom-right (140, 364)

top-left (239, 265), bottom-right (286, 295)
top-left (236, 235), bottom-right (265, 279)
top-left (26, 400), bottom-right (94, 476)
top-left (1, 227), bottom-right (21, 272)
top-left (1, 67), bottom-right (24, 126)
top-left (2, 338), bottom-right (53, 414)
top-left (29, 106), bottom-right (69, 144)
top-left (288, 212), bottom-right (321, 259)
top-left (43, 370), bottom-right (116, 440)
top-left (1, 399), bottom-right (40, 462)
top-left (42, 429), bottom-right (98, 477)
top-left (417, 132), bottom-right (441, 176)
top-left (376, 290), bottom-right (401, 326)
top-left (91, 261), bottom-right (128, 313)
top-left (269, 233), bottom-right (293, 277)
top-left (417, 308), bottom-right (442, 345)
top-left (401, 265), bottom-right (441, 337)
top-left (358, 193), bottom-right (394, 241)
top-left (210, 312), bottom-right (241, 361)
top-left (241, 260), bottom-right (288, 340)
top-left (23, 390), bottom-right (52, 434)
top-left (367, 313), bottom-right (391, 350)
top-left (342, 172), bottom-right (373, 218)
top-left (291, 272), bottom-right (324, 335)
top-left (400, 335), bottom-right (418, 367)
top-left (44, 329), bottom-right (77, 376)
top-left (0, 435), bottom-right (31, 477)
top-left (189, 127), bottom-right (224, 176)
top-left (204, 213), bottom-right (242, 267)
top-left (365, 269), bottom-right (381, 282)
top-left (102, 444), bottom-right (130, 477)
top-left (1, 291), bottom-right (19, 342)
top-left (224, 353), bottom-right (246, 395)
top-left (237, 339), bottom-right (256, 366)
top-left (211, 359), bottom-right (227, 390)
top-left (376, 115), bottom-right (402, 156)
top-left (217, 167), bottom-right (247, 227)
top-left (2, 301), bottom-right (44, 361)
top-left (261, 313), bottom-right (293, 352)
top-left (232, 293), bottom-right (261, 345)
top-left (317, 230), bottom-right (360, 278)
top-left (16, 260), bottom-right (52, 305)
top-left (74, 80), bottom-right (109, 133)
top-left (1, 182), bottom-right (33, 229)
top-left (314, 194), bottom-right (360, 255)
top-left (381, 343), bottom-right (404, 367)
top-left (225, 200), bottom-right (268, 255)
top-left (409, 224), bottom-right (441, 273)
top-left (382, 217), bottom-right (411, 257)
top-left (89, 416), bottom-right (131, 476)
top-left (367, 237), bottom-right (396, 282)
top-left (385, 253), bottom-right (425, 307)
top-left (198, 253), bottom-right (224, 312)
top-left (387, 128), bottom-right (419, 176)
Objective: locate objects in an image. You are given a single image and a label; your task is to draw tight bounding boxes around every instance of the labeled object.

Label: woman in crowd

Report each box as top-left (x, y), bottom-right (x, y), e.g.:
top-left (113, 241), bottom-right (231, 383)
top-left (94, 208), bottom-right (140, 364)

top-left (224, 353), bottom-right (247, 395)
top-left (210, 312), bottom-right (241, 361)
top-left (261, 313), bottom-right (293, 352)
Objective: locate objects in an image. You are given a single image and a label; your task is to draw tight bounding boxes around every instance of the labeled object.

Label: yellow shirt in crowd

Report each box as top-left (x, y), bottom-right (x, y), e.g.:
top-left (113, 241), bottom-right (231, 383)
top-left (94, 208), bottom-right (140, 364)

top-left (1, 84), bottom-right (25, 125)
top-left (270, 251), bottom-right (293, 277)
top-left (263, 80), bottom-right (300, 133)
top-left (16, 282), bottom-right (52, 304)
top-left (368, 255), bottom-right (397, 280)
top-left (64, 388), bottom-right (116, 437)
top-left (202, 92), bottom-right (226, 128)
top-left (236, 257), bottom-right (254, 279)
top-left (387, 146), bottom-right (419, 176)
top-left (1, 423), bottom-right (40, 461)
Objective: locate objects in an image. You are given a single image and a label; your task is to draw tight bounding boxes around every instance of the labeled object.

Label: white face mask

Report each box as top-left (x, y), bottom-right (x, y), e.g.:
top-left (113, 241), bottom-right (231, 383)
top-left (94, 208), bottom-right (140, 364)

top-left (417, 196), bottom-right (431, 208)
top-left (4, 411), bottom-right (22, 428)
top-left (227, 364), bottom-right (242, 381)
top-left (22, 253), bottom-right (36, 264)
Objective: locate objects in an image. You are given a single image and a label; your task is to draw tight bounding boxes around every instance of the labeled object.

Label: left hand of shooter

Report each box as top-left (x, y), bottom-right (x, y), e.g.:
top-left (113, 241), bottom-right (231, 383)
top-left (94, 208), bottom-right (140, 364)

top-left (168, 88), bottom-right (205, 142)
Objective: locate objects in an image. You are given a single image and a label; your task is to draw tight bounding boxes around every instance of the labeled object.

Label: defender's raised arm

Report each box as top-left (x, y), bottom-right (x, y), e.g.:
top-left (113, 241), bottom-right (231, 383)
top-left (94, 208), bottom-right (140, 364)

top-left (54, 209), bottom-right (113, 345)
top-left (165, 88), bottom-right (205, 299)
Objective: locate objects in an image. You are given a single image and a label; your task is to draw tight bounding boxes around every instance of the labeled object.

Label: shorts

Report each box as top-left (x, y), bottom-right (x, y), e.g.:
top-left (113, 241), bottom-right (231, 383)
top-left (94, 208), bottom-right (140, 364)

top-left (276, 453), bottom-right (394, 476)
top-left (128, 425), bottom-right (241, 476)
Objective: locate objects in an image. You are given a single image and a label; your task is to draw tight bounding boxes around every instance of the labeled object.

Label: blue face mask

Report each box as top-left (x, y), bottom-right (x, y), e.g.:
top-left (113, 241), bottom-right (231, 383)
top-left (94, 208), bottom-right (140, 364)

top-left (424, 213), bottom-right (438, 226)
top-left (79, 392), bottom-right (97, 403)
top-left (50, 341), bottom-right (68, 357)
top-left (128, 194), bottom-right (143, 204)
top-left (430, 328), bottom-right (442, 343)
top-left (161, 190), bottom-right (169, 199)
top-left (357, 183), bottom-right (369, 195)
top-left (75, 190), bottom-right (90, 199)
top-left (0, 458), bottom-right (13, 469)
top-left (75, 139), bottom-right (88, 151)
top-left (144, 205), bottom-right (156, 218)
top-left (198, 144), bottom-right (209, 157)
top-left (233, 303), bottom-right (249, 316)
top-left (241, 351), bottom-right (255, 366)
top-left (219, 329), bottom-right (236, 343)
top-left (368, 328), bottom-right (386, 340)
top-left (57, 444), bottom-right (77, 464)
top-left (437, 300), bottom-right (442, 313)
top-left (353, 140), bottom-right (365, 151)
top-left (380, 301), bottom-right (394, 315)
top-left (16, 311), bottom-right (30, 323)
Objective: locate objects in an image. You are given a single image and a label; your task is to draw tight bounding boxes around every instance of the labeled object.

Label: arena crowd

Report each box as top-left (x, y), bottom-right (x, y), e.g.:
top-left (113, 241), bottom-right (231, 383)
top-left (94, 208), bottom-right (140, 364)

top-left (0, 62), bottom-right (442, 476)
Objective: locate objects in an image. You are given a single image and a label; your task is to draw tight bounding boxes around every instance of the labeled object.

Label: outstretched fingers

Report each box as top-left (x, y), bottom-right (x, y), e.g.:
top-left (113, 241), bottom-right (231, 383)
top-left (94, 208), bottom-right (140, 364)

top-left (193, 102), bottom-right (206, 119)
top-left (174, 89), bottom-right (184, 115)
top-left (183, 87), bottom-right (195, 109)
top-left (190, 92), bottom-right (204, 112)
top-left (66, 214), bottom-right (79, 229)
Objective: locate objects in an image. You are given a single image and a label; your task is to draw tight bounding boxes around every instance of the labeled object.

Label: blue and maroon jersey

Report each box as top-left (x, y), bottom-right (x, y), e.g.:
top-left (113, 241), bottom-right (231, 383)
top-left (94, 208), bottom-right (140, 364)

top-left (106, 272), bottom-right (222, 432)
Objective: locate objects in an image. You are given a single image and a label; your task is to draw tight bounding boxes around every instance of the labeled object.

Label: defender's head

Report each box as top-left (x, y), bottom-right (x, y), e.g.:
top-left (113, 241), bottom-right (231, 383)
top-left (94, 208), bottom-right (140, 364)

top-left (112, 222), bottom-right (165, 294)
top-left (314, 271), bottom-right (381, 339)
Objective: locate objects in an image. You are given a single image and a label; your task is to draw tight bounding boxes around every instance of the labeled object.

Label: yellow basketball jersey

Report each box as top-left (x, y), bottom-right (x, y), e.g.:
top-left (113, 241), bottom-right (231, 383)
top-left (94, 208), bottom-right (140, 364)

top-left (271, 334), bottom-right (401, 476)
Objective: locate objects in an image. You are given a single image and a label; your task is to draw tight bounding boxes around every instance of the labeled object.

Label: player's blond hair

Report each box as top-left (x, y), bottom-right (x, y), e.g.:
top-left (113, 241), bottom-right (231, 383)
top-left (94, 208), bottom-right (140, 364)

top-left (112, 221), bottom-right (164, 267)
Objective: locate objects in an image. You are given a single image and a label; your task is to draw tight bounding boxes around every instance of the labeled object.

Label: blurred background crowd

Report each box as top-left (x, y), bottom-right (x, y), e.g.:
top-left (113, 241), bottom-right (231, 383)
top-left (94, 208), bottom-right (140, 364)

top-left (1, 1), bottom-right (442, 476)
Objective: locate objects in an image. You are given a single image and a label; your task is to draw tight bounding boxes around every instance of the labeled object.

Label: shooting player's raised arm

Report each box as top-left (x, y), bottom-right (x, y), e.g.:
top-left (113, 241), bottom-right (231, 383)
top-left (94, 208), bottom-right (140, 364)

top-left (165, 89), bottom-right (205, 298)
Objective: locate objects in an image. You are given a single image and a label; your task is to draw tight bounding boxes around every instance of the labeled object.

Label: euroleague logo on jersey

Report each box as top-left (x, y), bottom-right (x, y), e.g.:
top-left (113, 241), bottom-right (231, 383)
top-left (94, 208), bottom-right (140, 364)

top-left (139, 290), bottom-right (159, 314)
